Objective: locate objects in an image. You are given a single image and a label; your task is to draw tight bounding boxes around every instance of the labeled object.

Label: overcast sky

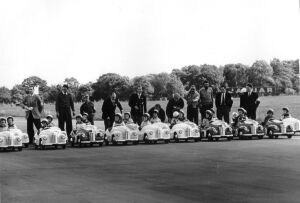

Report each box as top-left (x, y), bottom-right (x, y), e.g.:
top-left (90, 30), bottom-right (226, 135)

top-left (0, 0), bottom-right (299, 89)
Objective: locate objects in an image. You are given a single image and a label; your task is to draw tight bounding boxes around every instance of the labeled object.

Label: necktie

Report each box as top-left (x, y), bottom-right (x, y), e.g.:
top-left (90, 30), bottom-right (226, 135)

top-left (222, 93), bottom-right (225, 105)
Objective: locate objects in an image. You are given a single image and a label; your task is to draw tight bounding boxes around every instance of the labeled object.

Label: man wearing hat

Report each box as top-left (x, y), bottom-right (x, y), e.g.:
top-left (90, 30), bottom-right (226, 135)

top-left (240, 83), bottom-right (260, 120)
top-left (80, 93), bottom-right (96, 125)
top-left (55, 84), bottom-right (75, 137)
top-left (20, 86), bottom-right (43, 144)
top-left (102, 92), bottom-right (123, 130)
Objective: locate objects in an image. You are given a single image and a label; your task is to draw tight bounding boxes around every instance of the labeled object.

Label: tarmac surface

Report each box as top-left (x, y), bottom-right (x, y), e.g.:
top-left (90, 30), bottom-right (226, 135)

top-left (1, 138), bottom-right (300, 203)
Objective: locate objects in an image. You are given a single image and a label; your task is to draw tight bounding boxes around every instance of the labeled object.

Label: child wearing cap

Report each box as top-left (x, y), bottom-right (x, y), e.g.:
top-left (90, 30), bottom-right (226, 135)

top-left (7, 116), bottom-right (17, 129)
top-left (178, 110), bottom-right (188, 122)
top-left (123, 112), bottom-right (134, 124)
top-left (140, 113), bottom-right (151, 129)
top-left (150, 109), bottom-right (161, 124)
top-left (201, 110), bottom-right (213, 130)
top-left (232, 108), bottom-right (247, 128)
top-left (40, 119), bottom-right (50, 131)
top-left (46, 115), bottom-right (55, 127)
top-left (82, 112), bottom-right (91, 125)
top-left (170, 111), bottom-right (180, 128)
top-left (0, 117), bottom-right (7, 132)
top-left (113, 113), bottom-right (125, 127)
top-left (262, 109), bottom-right (275, 127)
top-left (281, 107), bottom-right (291, 120)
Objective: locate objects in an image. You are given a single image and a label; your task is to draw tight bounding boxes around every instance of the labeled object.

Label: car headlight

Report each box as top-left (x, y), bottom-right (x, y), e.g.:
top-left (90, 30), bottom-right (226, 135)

top-left (43, 137), bottom-right (47, 140)
top-left (149, 131), bottom-right (153, 135)
top-left (16, 137), bottom-right (22, 142)
top-left (61, 135), bottom-right (66, 139)
top-left (178, 130), bottom-right (183, 134)
top-left (23, 135), bottom-right (28, 139)
top-left (194, 129), bottom-right (199, 133)
top-left (165, 131), bottom-right (169, 135)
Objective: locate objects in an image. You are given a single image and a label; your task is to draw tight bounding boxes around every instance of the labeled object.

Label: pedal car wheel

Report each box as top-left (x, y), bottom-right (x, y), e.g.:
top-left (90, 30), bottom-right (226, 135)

top-left (24, 143), bottom-right (29, 148)
top-left (287, 135), bottom-right (292, 139)
top-left (54, 145), bottom-right (58, 149)
top-left (258, 135), bottom-right (264, 139)
top-left (90, 143), bottom-right (93, 147)
top-left (215, 137), bottom-right (219, 141)
top-left (98, 142), bottom-right (103, 147)
top-left (104, 140), bottom-right (109, 146)
top-left (123, 141), bottom-right (128, 145)
top-left (275, 135), bottom-right (279, 139)
top-left (227, 137), bottom-right (232, 141)
top-left (133, 141), bottom-right (139, 145)
top-left (185, 139), bottom-right (188, 142)
top-left (18, 147), bottom-right (22, 151)
top-left (164, 140), bottom-right (169, 144)
top-left (62, 144), bottom-right (66, 149)
top-left (268, 130), bottom-right (274, 139)
top-left (34, 144), bottom-right (38, 150)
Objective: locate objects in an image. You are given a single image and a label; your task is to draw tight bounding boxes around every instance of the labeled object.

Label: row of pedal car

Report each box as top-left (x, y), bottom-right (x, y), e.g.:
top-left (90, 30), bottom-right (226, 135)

top-left (1, 115), bottom-right (300, 151)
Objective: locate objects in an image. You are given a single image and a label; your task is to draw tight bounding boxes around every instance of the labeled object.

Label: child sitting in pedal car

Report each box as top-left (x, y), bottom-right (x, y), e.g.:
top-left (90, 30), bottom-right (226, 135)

top-left (39, 119), bottom-right (50, 134)
top-left (281, 107), bottom-right (291, 120)
top-left (0, 117), bottom-right (7, 132)
top-left (140, 113), bottom-right (151, 130)
top-left (113, 113), bottom-right (125, 127)
top-left (150, 109), bottom-right (161, 124)
top-left (201, 110), bottom-right (214, 130)
top-left (82, 112), bottom-right (91, 125)
top-left (123, 112), bottom-right (134, 124)
top-left (232, 108), bottom-right (247, 127)
top-left (7, 116), bottom-right (17, 129)
top-left (170, 111), bottom-right (180, 128)
top-left (46, 115), bottom-right (55, 127)
top-left (178, 110), bottom-right (188, 122)
top-left (261, 109), bottom-right (275, 127)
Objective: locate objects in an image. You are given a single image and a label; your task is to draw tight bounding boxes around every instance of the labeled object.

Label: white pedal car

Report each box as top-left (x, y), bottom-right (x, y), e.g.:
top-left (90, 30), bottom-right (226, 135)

top-left (151, 122), bottom-right (171, 143)
top-left (34, 127), bottom-right (68, 149)
top-left (105, 125), bottom-right (138, 145)
top-left (266, 117), bottom-right (300, 138)
top-left (71, 124), bottom-right (104, 147)
top-left (8, 129), bottom-right (29, 147)
top-left (201, 120), bottom-right (233, 141)
top-left (236, 119), bottom-right (264, 139)
top-left (0, 130), bottom-right (23, 151)
top-left (170, 121), bottom-right (200, 142)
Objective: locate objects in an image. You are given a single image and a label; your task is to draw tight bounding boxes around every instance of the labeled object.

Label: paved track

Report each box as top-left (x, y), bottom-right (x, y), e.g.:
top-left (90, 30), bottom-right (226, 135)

top-left (1, 138), bottom-right (300, 203)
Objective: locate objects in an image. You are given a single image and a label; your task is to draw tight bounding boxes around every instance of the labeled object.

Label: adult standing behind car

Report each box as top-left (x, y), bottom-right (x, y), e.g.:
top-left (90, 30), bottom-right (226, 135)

top-left (80, 94), bottom-right (96, 125)
top-left (20, 86), bottom-right (43, 144)
top-left (148, 104), bottom-right (166, 122)
top-left (240, 83), bottom-right (260, 120)
top-left (215, 84), bottom-right (233, 124)
top-left (102, 92), bottom-right (123, 130)
top-left (185, 85), bottom-right (200, 124)
top-left (128, 86), bottom-right (147, 125)
top-left (199, 81), bottom-right (214, 121)
top-left (55, 84), bottom-right (75, 137)
top-left (166, 93), bottom-right (184, 122)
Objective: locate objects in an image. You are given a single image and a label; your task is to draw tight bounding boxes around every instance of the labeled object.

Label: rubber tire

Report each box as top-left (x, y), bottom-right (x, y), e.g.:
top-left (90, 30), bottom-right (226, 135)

top-left (287, 135), bottom-right (292, 139)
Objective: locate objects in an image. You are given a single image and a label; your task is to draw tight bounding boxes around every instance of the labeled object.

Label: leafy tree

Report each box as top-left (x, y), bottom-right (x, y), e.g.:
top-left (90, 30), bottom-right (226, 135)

top-left (198, 64), bottom-right (223, 88)
top-left (130, 76), bottom-right (154, 96)
top-left (43, 85), bottom-right (61, 103)
top-left (77, 83), bottom-right (92, 102)
top-left (21, 76), bottom-right (49, 101)
top-left (0, 87), bottom-right (11, 103)
top-left (247, 60), bottom-right (274, 87)
top-left (166, 75), bottom-right (186, 97)
top-left (92, 73), bottom-right (131, 101)
top-left (223, 63), bottom-right (248, 87)
top-left (11, 84), bottom-right (26, 104)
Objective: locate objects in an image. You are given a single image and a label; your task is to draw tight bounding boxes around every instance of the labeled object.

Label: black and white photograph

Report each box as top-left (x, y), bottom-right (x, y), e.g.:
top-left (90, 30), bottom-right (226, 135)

top-left (0, 0), bottom-right (299, 202)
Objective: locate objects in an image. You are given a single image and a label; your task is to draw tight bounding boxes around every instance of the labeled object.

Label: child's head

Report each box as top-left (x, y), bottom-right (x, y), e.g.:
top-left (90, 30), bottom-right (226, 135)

top-left (46, 115), bottom-right (53, 123)
top-left (232, 112), bottom-right (238, 119)
top-left (76, 114), bottom-right (83, 123)
top-left (124, 112), bottom-right (131, 120)
top-left (41, 119), bottom-right (48, 128)
top-left (205, 110), bottom-right (213, 119)
top-left (153, 109), bottom-right (159, 118)
top-left (82, 112), bottom-right (88, 121)
top-left (0, 117), bottom-right (6, 127)
top-left (282, 107), bottom-right (289, 115)
top-left (7, 116), bottom-right (14, 126)
top-left (267, 109), bottom-right (274, 116)
top-left (238, 108), bottom-right (246, 116)
top-left (178, 110), bottom-right (185, 120)
top-left (115, 113), bottom-right (122, 123)
top-left (143, 113), bottom-right (150, 122)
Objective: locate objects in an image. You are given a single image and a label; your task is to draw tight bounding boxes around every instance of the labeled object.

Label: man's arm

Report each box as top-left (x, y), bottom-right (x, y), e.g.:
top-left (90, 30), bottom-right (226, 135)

top-left (36, 95), bottom-right (43, 113)
top-left (179, 98), bottom-right (184, 109)
top-left (128, 94), bottom-right (134, 108)
top-left (143, 96), bottom-right (147, 112)
top-left (70, 94), bottom-right (75, 115)
top-left (117, 99), bottom-right (123, 113)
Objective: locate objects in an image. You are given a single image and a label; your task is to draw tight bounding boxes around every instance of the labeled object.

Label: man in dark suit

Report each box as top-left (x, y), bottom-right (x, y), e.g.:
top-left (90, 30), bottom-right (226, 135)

top-left (21, 86), bottom-right (43, 144)
top-left (215, 84), bottom-right (233, 124)
top-left (102, 92), bottom-right (123, 130)
top-left (55, 84), bottom-right (75, 137)
top-left (240, 83), bottom-right (260, 120)
top-left (128, 86), bottom-right (147, 125)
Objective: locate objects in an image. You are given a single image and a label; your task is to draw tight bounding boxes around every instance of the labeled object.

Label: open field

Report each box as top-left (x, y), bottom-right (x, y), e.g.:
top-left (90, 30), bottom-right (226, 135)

top-left (1, 95), bottom-right (300, 122)
top-left (1, 138), bottom-right (300, 203)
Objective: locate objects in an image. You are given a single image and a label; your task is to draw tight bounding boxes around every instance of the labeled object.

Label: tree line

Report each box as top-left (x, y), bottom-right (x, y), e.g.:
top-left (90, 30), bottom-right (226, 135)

top-left (0, 58), bottom-right (298, 104)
